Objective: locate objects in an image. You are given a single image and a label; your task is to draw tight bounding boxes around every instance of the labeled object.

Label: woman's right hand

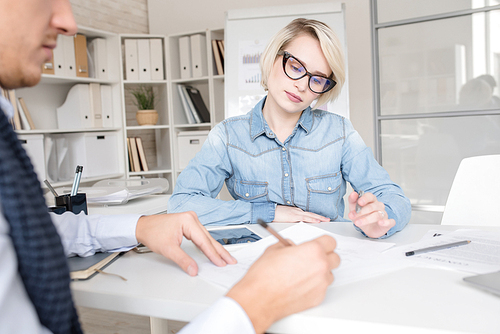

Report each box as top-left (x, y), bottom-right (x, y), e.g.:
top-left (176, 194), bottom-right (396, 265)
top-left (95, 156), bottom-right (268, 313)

top-left (273, 205), bottom-right (330, 223)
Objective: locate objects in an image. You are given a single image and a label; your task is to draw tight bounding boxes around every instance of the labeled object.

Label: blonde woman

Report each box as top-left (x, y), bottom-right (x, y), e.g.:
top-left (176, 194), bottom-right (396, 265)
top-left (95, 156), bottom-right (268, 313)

top-left (169, 18), bottom-right (410, 238)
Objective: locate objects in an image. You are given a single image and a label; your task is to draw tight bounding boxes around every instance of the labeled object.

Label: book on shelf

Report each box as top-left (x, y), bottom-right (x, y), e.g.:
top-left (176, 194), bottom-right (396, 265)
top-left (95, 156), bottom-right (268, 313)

top-left (135, 137), bottom-right (149, 172)
top-left (68, 251), bottom-right (123, 280)
top-left (185, 86), bottom-right (210, 123)
top-left (177, 84), bottom-right (196, 124)
top-left (18, 98), bottom-right (36, 129)
top-left (212, 39), bottom-right (224, 75)
top-left (16, 99), bottom-right (31, 130)
top-left (127, 137), bottom-right (135, 172)
top-left (7, 90), bottom-right (21, 130)
top-left (129, 137), bottom-right (141, 172)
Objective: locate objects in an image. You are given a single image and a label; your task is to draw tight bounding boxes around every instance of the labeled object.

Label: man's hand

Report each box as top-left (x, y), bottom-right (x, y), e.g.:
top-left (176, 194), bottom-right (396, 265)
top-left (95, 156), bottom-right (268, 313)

top-left (226, 235), bottom-right (340, 334)
top-left (348, 191), bottom-right (395, 238)
top-left (274, 205), bottom-right (330, 223)
top-left (135, 211), bottom-right (236, 276)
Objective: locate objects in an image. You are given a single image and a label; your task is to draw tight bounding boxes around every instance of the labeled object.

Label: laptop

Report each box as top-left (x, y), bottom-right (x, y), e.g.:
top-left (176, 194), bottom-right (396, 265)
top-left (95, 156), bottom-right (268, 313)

top-left (463, 271), bottom-right (500, 297)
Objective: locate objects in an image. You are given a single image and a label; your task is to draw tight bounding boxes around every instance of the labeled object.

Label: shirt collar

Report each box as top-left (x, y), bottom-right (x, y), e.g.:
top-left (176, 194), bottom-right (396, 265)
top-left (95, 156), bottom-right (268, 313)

top-left (250, 96), bottom-right (314, 141)
top-left (0, 93), bottom-right (14, 119)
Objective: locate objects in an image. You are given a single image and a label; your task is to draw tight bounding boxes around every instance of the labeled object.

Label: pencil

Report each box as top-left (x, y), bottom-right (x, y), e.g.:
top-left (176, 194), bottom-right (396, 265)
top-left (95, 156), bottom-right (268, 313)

top-left (257, 219), bottom-right (292, 246)
top-left (405, 240), bottom-right (471, 257)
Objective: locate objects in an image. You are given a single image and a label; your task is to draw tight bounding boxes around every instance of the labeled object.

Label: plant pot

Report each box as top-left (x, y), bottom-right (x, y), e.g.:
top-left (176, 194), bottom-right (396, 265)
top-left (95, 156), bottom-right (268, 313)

top-left (136, 110), bottom-right (158, 125)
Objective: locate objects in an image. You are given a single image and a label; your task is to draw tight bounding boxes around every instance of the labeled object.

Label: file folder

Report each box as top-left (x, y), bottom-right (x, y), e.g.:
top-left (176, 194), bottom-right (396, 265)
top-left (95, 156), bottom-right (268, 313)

top-left (56, 84), bottom-right (92, 129)
top-left (88, 38), bottom-right (108, 80)
top-left (62, 35), bottom-right (76, 77)
top-left (53, 35), bottom-right (66, 76)
top-left (42, 50), bottom-right (55, 75)
top-left (149, 39), bottom-right (164, 80)
top-left (137, 39), bottom-right (151, 81)
top-left (100, 85), bottom-right (113, 127)
top-left (74, 34), bottom-right (89, 78)
top-left (190, 34), bottom-right (207, 78)
top-left (178, 36), bottom-right (192, 79)
top-left (89, 83), bottom-right (102, 127)
top-left (124, 39), bottom-right (139, 80)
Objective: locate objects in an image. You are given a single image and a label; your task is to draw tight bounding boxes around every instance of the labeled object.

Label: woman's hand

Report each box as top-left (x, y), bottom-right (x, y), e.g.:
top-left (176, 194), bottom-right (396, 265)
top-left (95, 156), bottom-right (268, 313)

top-left (274, 205), bottom-right (330, 223)
top-left (348, 191), bottom-right (395, 238)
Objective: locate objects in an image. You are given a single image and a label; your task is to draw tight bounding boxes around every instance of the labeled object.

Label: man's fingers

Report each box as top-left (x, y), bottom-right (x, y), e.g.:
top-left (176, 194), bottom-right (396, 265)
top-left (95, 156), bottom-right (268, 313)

top-left (165, 246), bottom-right (199, 276)
top-left (188, 229), bottom-right (231, 267)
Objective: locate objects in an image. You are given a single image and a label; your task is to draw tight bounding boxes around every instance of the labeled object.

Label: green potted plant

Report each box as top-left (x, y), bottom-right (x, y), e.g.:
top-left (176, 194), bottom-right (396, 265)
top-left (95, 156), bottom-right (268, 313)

top-left (130, 85), bottom-right (158, 125)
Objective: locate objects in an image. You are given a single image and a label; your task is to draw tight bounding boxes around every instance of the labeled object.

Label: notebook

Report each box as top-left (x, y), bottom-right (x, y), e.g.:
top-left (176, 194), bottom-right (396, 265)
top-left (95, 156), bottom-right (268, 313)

top-left (463, 271), bottom-right (500, 297)
top-left (68, 252), bottom-right (123, 280)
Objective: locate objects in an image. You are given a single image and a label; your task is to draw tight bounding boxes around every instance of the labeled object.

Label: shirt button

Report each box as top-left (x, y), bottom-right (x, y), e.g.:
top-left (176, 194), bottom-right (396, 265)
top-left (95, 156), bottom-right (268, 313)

top-left (282, 147), bottom-right (286, 151)
top-left (268, 132), bottom-right (273, 136)
top-left (284, 173), bottom-right (289, 177)
top-left (286, 201), bottom-right (291, 205)
top-left (327, 187), bottom-right (332, 191)
top-left (245, 193), bottom-right (249, 197)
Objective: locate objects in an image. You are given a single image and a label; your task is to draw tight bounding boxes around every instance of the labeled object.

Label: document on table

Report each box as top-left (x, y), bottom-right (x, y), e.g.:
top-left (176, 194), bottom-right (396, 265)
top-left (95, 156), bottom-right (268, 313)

top-left (389, 229), bottom-right (500, 274)
top-left (198, 223), bottom-right (402, 289)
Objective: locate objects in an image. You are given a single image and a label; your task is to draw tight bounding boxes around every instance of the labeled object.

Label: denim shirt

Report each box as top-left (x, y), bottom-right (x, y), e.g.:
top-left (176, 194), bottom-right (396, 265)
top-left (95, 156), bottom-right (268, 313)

top-left (168, 97), bottom-right (411, 237)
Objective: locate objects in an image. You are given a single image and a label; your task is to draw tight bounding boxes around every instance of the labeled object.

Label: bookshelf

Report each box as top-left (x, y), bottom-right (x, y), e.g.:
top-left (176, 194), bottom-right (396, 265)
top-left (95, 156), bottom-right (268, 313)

top-left (13, 27), bottom-right (224, 195)
top-left (14, 26), bottom-right (125, 188)
top-left (120, 29), bottom-right (225, 192)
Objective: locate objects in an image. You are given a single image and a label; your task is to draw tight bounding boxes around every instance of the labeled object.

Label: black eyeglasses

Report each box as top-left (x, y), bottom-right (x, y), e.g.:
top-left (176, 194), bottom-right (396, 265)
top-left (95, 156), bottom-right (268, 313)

top-left (278, 51), bottom-right (336, 94)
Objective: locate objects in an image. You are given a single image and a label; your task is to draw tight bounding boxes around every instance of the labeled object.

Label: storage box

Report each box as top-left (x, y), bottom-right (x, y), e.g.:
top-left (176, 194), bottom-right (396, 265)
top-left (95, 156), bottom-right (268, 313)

top-left (177, 130), bottom-right (209, 169)
top-left (18, 134), bottom-right (46, 184)
top-left (47, 132), bottom-right (119, 181)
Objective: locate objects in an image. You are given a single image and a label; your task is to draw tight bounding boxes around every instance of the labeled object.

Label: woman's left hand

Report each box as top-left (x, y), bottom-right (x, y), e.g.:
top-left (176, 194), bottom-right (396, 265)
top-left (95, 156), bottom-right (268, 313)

top-left (347, 191), bottom-right (395, 238)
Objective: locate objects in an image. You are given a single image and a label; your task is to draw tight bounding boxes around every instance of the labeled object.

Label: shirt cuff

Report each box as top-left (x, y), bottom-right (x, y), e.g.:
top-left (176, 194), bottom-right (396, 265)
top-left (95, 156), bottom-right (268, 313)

top-left (95, 214), bottom-right (142, 250)
top-left (250, 202), bottom-right (276, 224)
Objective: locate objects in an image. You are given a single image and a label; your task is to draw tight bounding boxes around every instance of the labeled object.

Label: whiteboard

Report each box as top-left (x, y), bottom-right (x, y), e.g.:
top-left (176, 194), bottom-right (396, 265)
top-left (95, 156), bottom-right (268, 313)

top-left (224, 2), bottom-right (349, 119)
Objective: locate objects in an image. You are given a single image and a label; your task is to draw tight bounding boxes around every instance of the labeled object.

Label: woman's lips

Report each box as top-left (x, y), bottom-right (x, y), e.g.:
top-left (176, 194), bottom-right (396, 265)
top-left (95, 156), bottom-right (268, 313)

top-left (285, 91), bottom-right (303, 103)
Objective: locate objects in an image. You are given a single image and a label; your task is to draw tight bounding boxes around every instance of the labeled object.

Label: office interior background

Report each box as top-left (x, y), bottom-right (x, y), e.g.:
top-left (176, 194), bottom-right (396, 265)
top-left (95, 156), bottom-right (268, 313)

top-left (70, 0), bottom-right (500, 225)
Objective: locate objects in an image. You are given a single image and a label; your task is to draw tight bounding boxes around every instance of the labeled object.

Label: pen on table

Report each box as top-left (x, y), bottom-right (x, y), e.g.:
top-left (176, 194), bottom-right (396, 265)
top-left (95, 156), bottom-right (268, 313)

top-left (257, 219), bottom-right (292, 246)
top-left (405, 240), bottom-right (471, 257)
top-left (355, 190), bottom-right (365, 213)
top-left (44, 179), bottom-right (59, 197)
top-left (70, 165), bottom-right (83, 196)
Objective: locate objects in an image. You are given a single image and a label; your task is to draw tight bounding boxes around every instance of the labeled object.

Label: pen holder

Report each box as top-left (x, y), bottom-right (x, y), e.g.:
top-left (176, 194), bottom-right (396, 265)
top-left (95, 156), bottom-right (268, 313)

top-left (55, 193), bottom-right (88, 215)
top-left (48, 206), bottom-right (67, 214)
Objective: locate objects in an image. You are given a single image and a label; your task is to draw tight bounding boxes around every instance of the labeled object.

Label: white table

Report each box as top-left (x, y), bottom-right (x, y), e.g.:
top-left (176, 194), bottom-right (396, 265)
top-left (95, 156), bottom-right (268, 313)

top-left (71, 222), bottom-right (500, 333)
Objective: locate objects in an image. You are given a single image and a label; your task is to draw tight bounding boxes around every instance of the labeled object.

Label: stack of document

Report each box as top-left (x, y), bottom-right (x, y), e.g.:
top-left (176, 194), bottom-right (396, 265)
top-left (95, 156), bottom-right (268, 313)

top-left (56, 178), bottom-right (169, 205)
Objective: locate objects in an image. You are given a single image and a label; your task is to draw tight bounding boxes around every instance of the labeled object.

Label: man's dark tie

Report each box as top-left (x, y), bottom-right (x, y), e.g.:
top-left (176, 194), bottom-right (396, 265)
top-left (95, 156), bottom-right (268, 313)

top-left (0, 108), bottom-right (82, 333)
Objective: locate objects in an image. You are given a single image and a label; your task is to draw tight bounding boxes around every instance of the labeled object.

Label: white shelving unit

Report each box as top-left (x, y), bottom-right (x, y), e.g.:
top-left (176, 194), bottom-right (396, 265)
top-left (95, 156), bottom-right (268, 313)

top-left (120, 29), bottom-right (225, 193)
top-left (15, 26), bottom-right (125, 188)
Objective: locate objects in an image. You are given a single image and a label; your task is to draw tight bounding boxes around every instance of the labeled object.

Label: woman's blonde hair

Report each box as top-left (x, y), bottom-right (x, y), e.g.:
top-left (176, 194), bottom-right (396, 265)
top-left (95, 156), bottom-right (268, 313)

top-left (260, 18), bottom-right (345, 108)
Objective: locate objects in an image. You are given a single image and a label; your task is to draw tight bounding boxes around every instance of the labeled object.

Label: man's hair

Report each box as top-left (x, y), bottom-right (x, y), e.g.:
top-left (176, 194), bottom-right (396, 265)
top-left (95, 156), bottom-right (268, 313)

top-left (260, 18), bottom-right (346, 108)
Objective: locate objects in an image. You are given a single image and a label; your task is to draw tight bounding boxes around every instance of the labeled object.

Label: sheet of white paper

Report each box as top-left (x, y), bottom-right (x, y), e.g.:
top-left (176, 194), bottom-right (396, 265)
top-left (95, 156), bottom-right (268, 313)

top-left (389, 229), bottom-right (500, 274)
top-left (198, 223), bottom-right (399, 289)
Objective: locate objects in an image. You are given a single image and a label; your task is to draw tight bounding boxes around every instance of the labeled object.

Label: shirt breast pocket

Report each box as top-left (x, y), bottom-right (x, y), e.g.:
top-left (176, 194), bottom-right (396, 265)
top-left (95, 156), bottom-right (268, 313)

top-left (305, 172), bottom-right (341, 219)
top-left (233, 180), bottom-right (269, 202)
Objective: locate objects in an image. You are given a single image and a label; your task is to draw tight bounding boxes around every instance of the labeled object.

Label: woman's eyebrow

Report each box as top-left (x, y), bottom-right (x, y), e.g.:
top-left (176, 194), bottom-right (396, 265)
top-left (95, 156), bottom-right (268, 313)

top-left (292, 53), bottom-right (329, 77)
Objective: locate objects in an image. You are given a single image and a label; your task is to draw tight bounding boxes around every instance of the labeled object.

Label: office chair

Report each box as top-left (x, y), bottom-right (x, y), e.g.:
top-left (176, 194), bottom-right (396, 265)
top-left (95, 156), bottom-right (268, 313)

top-left (441, 155), bottom-right (500, 226)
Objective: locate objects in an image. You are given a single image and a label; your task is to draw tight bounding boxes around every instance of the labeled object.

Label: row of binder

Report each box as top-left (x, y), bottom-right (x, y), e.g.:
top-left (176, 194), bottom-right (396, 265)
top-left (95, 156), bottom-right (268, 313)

top-left (43, 34), bottom-right (108, 80)
top-left (56, 83), bottom-right (114, 129)
top-left (179, 34), bottom-right (208, 79)
top-left (177, 85), bottom-right (210, 124)
top-left (124, 38), bottom-right (165, 81)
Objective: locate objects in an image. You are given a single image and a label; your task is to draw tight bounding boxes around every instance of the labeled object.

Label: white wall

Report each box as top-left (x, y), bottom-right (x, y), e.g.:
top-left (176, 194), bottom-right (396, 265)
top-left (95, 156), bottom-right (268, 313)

top-left (148, 0), bottom-right (375, 150)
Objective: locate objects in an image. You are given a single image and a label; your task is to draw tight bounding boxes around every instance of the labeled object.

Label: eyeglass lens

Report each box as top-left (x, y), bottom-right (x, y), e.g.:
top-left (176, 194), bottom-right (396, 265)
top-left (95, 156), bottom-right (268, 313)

top-left (283, 54), bottom-right (335, 94)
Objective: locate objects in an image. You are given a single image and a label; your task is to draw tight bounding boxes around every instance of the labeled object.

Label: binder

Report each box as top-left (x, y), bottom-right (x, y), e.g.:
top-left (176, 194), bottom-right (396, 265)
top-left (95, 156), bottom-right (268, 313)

top-left (149, 39), bottom-right (164, 80)
top-left (178, 36), bottom-right (192, 79)
top-left (89, 83), bottom-right (102, 127)
top-left (56, 84), bottom-right (92, 129)
top-left (181, 85), bottom-right (201, 123)
top-left (61, 35), bottom-right (76, 77)
top-left (137, 39), bottom-right (151, 81)
top-left (135, 137), bottom-right (149, 171)
top-left (100, 85), bottom-right (113, 127)
top-left (212, 40), bottom-right (224, 75)
top-left (74, 34), bottom-right (89, 78)
top-left (190, 34), bottom-right (207, 78)
top-left (42, 50), bottom-right (55, 75)
top-left (88, 38), bottom-right (108, 80)
top-left (124, 39), bottom-right (139, 80)
top-left (177, 85), bottom-right (196, 124)
top-left (185, 86), bottom-right (210, 123)
top-left (53, 35), bottom-right (66, 76)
